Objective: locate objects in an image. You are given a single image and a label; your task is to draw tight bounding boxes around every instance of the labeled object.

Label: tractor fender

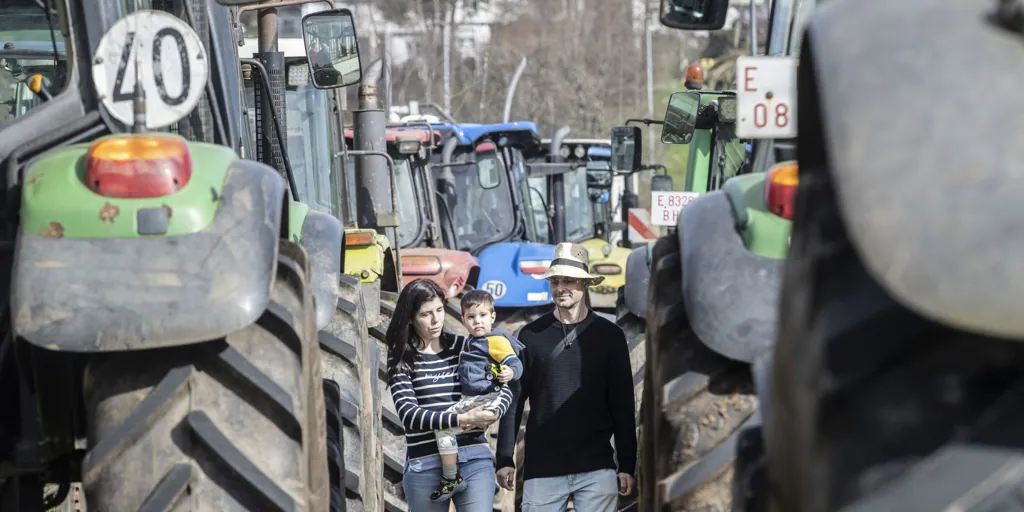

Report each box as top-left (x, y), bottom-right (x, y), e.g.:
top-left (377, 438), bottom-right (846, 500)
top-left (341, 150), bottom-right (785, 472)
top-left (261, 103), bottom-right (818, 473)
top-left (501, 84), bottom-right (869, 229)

top-left (12, 159), bottom-right (285, 351)
top-left (476, 242), bottom-right (554, 308)
top-left (623, 243), bottom-right (652, 319)
top-left (807, 0), bottom-right (1024, 339)
top-left (301, 210), bottom-right (344, 331)
top-left (400, 247), bottom-right (479, 298)
top-left (680, 191), bottom-right (783, 363)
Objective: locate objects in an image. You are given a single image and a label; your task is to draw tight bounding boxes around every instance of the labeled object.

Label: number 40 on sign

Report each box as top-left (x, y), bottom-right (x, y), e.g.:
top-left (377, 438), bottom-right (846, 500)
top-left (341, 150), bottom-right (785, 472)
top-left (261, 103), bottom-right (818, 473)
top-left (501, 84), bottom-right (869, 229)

top-left (651, 191), bottom-right (700, 227)
top-left (736, 56), bottom-right (798, 139)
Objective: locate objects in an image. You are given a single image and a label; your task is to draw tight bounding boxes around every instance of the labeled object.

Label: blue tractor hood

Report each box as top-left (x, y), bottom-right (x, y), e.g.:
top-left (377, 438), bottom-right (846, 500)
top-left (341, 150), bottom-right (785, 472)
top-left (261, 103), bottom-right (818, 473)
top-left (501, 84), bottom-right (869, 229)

top-left (475, 242), bottom-right (555, 308)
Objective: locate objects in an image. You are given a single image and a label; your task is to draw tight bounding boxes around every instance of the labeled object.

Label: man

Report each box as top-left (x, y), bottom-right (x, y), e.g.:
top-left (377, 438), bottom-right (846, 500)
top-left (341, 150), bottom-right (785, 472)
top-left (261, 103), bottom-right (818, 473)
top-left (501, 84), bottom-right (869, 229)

top-left (495, 242), bottom-right (637, 511)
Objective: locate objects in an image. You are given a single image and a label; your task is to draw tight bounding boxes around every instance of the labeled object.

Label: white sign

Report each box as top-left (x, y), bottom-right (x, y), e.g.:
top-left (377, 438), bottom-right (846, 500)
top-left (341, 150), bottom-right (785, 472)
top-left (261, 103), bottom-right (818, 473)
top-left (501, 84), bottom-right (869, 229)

top-left (736, 56), bottom-right (798, 139)
top-left (651, 191), bottom-right (700, 227)
top-left (92, 10), bottom-right (209, 129)
top-left (481, 280), bottom-right (507, 300)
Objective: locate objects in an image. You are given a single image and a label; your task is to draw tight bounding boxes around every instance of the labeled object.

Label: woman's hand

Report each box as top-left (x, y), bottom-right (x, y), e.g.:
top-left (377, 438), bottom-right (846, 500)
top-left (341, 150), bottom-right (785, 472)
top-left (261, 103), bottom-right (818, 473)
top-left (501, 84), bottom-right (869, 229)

top-left (496, 366), bottom-right (514, 383)
top-left (458, 407), bottom-right (498, 429)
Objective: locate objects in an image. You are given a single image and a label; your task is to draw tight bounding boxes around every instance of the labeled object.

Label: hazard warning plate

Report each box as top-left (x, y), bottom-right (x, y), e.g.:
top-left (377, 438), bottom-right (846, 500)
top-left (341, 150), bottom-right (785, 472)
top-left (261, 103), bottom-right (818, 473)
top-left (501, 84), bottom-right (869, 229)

top-left (651, 191), bottom-right (700, 227)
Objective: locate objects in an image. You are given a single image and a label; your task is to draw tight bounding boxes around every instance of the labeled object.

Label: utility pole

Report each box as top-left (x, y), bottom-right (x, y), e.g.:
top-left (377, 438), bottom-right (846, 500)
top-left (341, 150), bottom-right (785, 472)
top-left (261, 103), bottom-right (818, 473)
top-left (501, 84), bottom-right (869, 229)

top-left (644, 0), bottom-right (655, 162)
top-left (749, 0), bottom-right (758, 55)
top-left (443, 14), bottom-right (452, 114)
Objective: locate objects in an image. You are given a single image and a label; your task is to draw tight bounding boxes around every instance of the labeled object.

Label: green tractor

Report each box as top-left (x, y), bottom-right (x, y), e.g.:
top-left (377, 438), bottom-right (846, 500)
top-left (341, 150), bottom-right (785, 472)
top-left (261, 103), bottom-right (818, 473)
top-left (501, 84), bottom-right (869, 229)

top-left (0, 0), bottom-right (382, 510)
top-left (609, 0), bottom-right (809, 509)
top-left (236, 16), bottom-right (412, 510)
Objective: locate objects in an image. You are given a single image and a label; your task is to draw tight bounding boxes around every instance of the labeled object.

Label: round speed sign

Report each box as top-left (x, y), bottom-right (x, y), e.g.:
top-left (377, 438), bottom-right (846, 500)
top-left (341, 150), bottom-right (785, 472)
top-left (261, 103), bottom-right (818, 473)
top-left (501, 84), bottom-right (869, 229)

top-left (92, 10), bottom-right (209, 130)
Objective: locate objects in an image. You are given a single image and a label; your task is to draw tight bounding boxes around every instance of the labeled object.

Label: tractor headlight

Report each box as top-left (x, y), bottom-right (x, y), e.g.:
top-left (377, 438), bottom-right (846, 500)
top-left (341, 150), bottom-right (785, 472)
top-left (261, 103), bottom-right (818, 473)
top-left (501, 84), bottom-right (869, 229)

top-left (287, 64), bottom-right (309, 86)
top-left (574, 145), bottom-right (586, 158)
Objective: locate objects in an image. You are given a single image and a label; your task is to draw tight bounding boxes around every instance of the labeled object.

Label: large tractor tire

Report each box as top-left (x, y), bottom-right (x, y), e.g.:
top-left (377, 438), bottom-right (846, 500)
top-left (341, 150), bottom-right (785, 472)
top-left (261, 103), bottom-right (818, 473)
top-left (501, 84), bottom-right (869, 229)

top-left (81, 240), bottom-right (328, 512)
top-left (318, 273), bottom-right (387, 512)
top-left (376, 290), bottom-right (409, 511)
top-left (765, 137), bottom-right (1024, 512)
top-left (616, 289), bottom-right (647, 512)
top-left (640, 235), bottom-right (759, 511)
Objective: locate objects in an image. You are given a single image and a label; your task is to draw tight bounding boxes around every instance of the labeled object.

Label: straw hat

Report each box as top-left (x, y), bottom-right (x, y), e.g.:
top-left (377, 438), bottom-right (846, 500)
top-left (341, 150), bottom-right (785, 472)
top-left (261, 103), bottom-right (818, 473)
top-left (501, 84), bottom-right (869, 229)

top-left (531, 242), bottom-right (605, 285)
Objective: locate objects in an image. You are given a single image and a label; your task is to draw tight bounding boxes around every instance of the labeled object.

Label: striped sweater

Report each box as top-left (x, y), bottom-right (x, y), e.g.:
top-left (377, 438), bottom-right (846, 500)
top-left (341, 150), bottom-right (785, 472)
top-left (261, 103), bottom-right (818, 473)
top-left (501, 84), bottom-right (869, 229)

top-left (388, 333), bottom-right (514, 466)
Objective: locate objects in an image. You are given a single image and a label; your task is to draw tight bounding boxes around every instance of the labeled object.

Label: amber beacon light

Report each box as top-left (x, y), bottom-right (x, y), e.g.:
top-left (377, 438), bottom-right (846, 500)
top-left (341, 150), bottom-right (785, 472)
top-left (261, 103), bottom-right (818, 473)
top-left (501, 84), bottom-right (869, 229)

top-left (85, 136), bottom-right (192, 199)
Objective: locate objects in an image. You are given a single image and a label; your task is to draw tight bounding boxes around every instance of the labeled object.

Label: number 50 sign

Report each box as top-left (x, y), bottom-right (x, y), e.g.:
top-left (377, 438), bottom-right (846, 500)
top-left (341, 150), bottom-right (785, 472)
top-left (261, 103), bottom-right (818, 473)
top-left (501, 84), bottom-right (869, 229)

top-left (736, 56), bottom-right (798, 139)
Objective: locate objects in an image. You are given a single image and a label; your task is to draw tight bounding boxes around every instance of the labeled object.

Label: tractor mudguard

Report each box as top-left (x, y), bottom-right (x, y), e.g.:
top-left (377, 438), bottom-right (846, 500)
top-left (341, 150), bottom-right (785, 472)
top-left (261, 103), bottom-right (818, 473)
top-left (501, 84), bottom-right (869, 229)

top-left (807, 0), bottom-right (1024, 339)
top-left (400, 247), bottom-right (479, 298)
top-left (623, 243), bottom-right (652, 319)
top-left (680, 191), bottom-right (782, 363)
top-left (476, 242), bottom-right (554, 308)
top-left (301, 210), bottom-right (344, 331)
top-left (12, 159), bottom-right (285, 351)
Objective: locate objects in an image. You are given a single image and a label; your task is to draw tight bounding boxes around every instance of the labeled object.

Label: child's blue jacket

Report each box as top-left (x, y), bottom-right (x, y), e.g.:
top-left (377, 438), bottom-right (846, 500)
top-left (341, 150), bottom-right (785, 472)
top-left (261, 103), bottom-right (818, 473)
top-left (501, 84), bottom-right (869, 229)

top-left (458, 327), bottom-right (525, 395)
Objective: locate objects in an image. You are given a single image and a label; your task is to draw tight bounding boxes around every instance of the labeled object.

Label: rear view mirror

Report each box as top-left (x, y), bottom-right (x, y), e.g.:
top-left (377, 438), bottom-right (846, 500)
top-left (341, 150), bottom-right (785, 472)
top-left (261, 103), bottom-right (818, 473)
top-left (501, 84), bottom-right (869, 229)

top-left (651, 174), bottom-right (674, 192)
top-left (662, 91), bottom-right (700, 144)
top-left (659, 0), bottom-right (730, 31)
top-left (610, 126), bottom-right (642, 173)
top-left (302, 9), bottom-right (362, 89)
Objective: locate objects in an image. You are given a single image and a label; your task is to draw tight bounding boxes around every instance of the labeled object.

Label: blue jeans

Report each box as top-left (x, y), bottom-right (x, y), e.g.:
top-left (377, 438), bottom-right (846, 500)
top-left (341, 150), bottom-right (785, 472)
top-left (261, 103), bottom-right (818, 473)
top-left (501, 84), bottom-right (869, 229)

top-left (521, 468), bottom-right (619, 512)
top-left (403, 456), bottom-right (496, 511)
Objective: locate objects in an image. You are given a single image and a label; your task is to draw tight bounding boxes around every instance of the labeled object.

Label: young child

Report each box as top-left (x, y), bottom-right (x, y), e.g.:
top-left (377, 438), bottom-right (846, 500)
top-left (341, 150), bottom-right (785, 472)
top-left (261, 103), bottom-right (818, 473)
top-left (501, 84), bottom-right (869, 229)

top-left (430, 289), bottom-right (524, 502)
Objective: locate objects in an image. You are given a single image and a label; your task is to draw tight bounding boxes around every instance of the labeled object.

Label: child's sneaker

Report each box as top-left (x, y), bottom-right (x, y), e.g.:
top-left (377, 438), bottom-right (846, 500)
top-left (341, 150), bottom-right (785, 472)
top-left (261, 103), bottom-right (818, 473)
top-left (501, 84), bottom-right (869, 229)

top-left (429, 473), bottom-right (466, 502)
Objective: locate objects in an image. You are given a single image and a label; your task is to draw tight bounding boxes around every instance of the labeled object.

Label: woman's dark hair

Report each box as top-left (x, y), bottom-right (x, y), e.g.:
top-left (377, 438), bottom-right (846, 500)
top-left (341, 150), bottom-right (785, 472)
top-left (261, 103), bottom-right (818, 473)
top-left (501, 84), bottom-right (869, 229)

top-left (384, 278), bottom-right (451, 381)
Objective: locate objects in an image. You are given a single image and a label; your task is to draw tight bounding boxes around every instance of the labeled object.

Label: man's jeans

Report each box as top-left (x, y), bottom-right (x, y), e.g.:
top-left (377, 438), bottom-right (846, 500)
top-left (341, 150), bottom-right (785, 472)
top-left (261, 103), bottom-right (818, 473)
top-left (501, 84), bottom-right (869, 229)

top-left (522, 468), bottom-right (618, 512)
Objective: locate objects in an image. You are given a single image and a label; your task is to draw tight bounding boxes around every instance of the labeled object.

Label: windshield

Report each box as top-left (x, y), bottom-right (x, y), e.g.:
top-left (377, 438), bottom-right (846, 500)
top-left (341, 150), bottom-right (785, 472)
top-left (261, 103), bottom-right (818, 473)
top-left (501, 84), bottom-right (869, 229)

top-left (0, 3), bottom-right (67, 127)
top-left (434, 148), bottom-right (515, 252)
top-left (564, 167), bottom-right (593, 241)
top-left (283, 81), bottom-right (337, 215)
top-left (344, 152), bottom-right (419, 246)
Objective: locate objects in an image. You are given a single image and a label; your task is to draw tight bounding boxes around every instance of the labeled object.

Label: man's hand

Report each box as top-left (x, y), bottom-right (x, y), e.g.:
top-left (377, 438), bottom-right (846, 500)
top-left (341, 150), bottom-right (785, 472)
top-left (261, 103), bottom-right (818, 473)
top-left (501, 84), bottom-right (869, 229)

top-left (496, 365), bottom-right (514, 383)
top-left (496, 467), bottom-right (516, 490)
top-left (618, 473), bottom-right (634, 496)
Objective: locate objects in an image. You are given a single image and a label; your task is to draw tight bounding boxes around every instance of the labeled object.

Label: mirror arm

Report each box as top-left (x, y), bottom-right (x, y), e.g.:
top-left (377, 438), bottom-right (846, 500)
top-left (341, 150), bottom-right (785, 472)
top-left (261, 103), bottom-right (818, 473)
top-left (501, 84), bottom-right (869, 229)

top-left (639, 163), bottom-right (668, 173)
top-left (236, 0), bottom-right (335, 21)
top-left (625, 118), bottom-right (664, 126)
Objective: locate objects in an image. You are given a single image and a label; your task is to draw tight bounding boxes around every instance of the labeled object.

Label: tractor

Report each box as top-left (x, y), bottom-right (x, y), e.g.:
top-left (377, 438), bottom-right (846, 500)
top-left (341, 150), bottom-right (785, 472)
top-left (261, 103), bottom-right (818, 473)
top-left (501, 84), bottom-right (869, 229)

top-left (530, 138), bottom-right (633, 313)
top-left (0, 0), bottom-right (382, 510)
top-left (608, 0), bottom-right (807, 509)
top-left (238, 22), bottom-right (422, 509)
top-left (752, 0), bottom-right (1024, 510)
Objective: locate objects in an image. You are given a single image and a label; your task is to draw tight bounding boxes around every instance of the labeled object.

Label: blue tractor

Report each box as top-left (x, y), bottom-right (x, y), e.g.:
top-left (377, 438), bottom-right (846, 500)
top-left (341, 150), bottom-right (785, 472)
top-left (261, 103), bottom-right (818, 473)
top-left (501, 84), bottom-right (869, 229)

top-left (414, 122), bottom-right (558, 328)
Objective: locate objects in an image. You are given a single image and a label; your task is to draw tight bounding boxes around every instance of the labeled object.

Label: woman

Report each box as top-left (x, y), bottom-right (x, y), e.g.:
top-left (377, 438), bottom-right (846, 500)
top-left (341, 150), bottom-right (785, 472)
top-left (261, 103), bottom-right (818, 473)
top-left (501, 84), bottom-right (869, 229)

top-left (385, 278), bottom-right (509, 510)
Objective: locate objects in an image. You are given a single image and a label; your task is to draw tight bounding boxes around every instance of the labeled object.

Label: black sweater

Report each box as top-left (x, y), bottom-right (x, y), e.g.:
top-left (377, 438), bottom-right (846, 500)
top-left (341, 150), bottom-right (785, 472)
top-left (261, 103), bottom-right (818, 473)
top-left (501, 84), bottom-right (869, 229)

top-left (495, 311), bottom-right (637, 480)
